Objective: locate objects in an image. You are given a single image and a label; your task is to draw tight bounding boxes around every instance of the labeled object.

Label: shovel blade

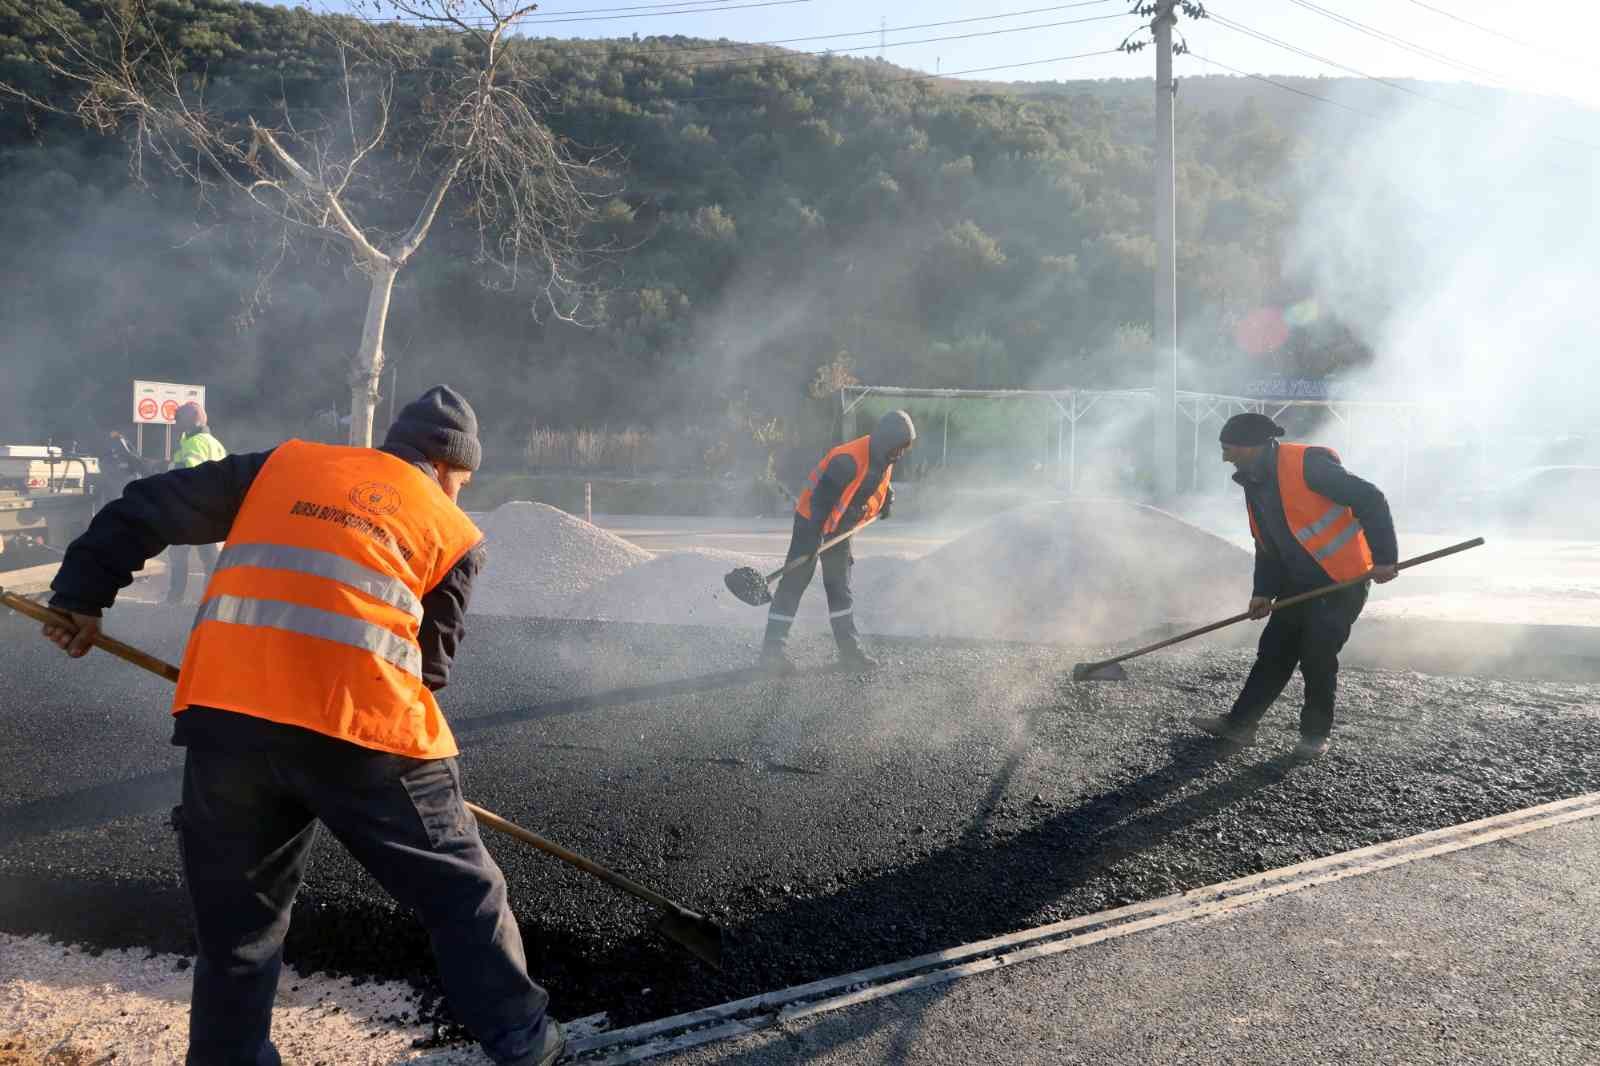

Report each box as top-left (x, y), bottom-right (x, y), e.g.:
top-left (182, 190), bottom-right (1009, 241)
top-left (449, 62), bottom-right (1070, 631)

top-left (1071, 661), bottom-right (1128, 682)
top-left (653, 906), bottom-right (724, 971)
top-left (724, 567), bottom-right (772, 607)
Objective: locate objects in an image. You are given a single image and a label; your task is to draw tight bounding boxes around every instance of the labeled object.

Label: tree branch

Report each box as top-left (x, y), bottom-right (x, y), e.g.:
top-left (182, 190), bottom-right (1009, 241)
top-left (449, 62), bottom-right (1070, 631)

top-left (392, 153), bottom-right (465, 264)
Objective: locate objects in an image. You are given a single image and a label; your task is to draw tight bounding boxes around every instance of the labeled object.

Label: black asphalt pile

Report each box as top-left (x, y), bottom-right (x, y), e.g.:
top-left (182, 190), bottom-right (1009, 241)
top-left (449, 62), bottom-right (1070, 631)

top-left (2, 605), bottom-right (1597, 1035)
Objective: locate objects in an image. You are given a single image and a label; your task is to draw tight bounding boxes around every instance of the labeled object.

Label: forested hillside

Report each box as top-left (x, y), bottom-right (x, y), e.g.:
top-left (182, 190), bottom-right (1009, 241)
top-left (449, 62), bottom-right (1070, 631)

top-left (0, 0), bottom-right (1464, 464)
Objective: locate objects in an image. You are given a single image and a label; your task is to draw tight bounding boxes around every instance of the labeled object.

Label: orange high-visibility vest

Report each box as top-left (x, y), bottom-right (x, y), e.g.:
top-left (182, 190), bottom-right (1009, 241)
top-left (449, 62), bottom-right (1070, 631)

top-left (1248, 442), bottom-right (1374, 583)
top-left (172, 440), bottom-right (483, 759)
top-left (794, 435), bottom-right (893, 535)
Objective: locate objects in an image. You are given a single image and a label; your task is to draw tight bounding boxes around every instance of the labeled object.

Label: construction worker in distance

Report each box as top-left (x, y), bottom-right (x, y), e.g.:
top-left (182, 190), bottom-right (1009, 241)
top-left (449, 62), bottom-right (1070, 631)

top-left (165, 401), bottom-right (228, 606)
top-left (1193, 412), bottom-right (1398, 761)
top-left (762, 409), bottom-right (916, 674)
top-left (39, 386), bottom-right (566, 1066)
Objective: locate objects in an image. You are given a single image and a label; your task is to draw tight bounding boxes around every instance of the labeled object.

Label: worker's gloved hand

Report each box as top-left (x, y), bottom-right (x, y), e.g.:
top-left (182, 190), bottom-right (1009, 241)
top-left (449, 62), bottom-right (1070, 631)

top-left (1247, 596), bottom-right (1273, 620)
top-left (1368, 563), bottom-right (1399, 584)
top-left (839, 503), bottom-right (868, 531)
top-left (42, 611), bottom-right (101, 658)
top-left (879, 487), bottom-right (894, 520)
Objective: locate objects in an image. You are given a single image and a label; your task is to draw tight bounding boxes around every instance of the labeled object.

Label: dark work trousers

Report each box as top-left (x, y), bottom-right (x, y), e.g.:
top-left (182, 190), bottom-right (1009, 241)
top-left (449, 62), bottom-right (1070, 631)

top-left (763, 515), bottom-right (861, 652)
top-left (176, 744), bottom-right (552, 1066)
top-left (1227, 582), bottom-right (1369, 739)
top-left (167, 542), bottom-right (220, 604)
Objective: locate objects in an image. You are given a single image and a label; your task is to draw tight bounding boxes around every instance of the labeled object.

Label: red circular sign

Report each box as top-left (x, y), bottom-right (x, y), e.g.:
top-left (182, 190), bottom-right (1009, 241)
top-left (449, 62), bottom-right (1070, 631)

top-left (160, 400), bottom-right (179, 421)
top-left (137, 398), bottom-right (159, 420)
top-left (1234, 306), bottom-right (1290, 356)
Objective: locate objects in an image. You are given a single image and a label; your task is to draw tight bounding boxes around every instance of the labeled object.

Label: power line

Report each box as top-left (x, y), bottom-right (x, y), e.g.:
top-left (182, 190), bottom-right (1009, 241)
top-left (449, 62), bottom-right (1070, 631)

top-left (1400, 0), bottom-right (1590, 69)
top-left (341, 0), bottom-right (813, 28)
top-left (325, 1), bottom-right (1132, 72)
top-left (659, 11), bottom-right (1135, 71)
top-left (1207, 11), bottom-right (1479, 110)
top-left (346, 1), bottom-right (1119, 44)
top-left (1201, 9), bottom-right (1600, 151)
top-left (664, 47), bottom-right (1123, 104)
top-left (1186, 52), bottom-right (1380, 118)
top-left (1284, 0), bottom-right (1524, 89)
top-left (594, 1), bottom-right (1121, 56)
top-left (510, 0), bottom-right (743, 17)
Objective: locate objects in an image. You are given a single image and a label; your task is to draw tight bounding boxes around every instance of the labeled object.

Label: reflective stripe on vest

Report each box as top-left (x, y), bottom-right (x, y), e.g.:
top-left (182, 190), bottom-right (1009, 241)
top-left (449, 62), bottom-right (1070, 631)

top-left (215, 543), bottom-right (424, 621)
top-left (1311, 517), bottom-right (1364, 561)
top-left (1247, 442), bottom-right (1374, 583)
top-left (194, 594), bottom-right (423, 678)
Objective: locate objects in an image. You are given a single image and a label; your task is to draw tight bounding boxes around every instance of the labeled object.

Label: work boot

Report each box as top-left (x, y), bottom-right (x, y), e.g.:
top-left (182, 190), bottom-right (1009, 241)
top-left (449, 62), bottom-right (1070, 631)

top-left (1192, 714), bottom-right (1257, 746)
top-left (759, 646), bottom-right (797, 676)
top-left (1293, 735), bottom-right (1331, 761)
top-left (505, 1017), bottom-right (566, 1066)
top-left (836, 642), bottom-right (880, 672)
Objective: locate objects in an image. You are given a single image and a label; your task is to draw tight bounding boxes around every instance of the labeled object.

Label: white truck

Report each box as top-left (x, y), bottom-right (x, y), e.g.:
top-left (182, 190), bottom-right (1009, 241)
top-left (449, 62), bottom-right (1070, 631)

top-left (0, 443), bottom-right (104, 562)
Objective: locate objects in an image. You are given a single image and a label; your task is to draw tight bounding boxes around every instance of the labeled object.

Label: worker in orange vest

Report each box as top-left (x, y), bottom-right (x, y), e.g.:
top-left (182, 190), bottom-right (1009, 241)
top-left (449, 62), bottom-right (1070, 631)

top-left (1193, 412), bottom-right (1398, 761)
top-left (762, 410), bottom-right (916, 674)
top-left (40, 387), bottom-right (565, 1066)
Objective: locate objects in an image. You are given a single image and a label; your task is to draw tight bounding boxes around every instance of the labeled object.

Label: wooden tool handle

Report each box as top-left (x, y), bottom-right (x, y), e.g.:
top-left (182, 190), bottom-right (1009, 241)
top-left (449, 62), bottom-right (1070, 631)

top-left (464, 801), bottom-right (685, 915)
top-left (0, 588), bottom-right (181, 683)
top-left (762, 516), bottom-right (879, 584)
top-left (1088, 537), bottom-right (1486, 669)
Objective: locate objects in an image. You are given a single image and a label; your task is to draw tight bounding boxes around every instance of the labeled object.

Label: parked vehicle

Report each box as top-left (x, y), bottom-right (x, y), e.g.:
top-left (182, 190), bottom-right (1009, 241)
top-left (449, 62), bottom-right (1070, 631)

top-left (1453, 465), bottom-right (1600, 537)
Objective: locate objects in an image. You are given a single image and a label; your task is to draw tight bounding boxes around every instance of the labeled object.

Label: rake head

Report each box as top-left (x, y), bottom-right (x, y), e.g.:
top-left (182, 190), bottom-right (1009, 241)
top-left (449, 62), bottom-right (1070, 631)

top-left (653, 906), bottom-right (725, 971)
top-left (723, 566), bottom-right (772, 607)
top-left (1071, 660), bottom-right (1128, 682)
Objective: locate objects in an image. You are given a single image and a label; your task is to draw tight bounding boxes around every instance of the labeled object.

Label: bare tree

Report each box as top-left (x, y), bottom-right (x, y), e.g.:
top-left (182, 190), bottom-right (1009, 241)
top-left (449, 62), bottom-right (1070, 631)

top-left (3, 0), bottom-right (610, 445)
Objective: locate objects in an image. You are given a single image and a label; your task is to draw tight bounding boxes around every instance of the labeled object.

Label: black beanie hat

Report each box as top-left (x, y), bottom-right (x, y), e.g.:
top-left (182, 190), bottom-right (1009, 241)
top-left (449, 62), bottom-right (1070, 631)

top-left (383, 385), bottom-right (482, 472)
top-left (1218, 412), bottom-right (1285, 447)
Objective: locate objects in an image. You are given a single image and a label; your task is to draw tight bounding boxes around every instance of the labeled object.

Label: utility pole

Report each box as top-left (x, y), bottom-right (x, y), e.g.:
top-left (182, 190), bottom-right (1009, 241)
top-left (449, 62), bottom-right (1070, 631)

top-left (1152, 0), bottom-right (1179, 501)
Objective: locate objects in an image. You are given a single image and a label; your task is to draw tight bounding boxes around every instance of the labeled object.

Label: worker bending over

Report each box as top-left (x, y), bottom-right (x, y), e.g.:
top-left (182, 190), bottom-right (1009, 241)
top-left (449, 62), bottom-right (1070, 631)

top-left (1193, 412), bottom-right (1397, 760)
top-left (41, 386), bottom-right (565, 1066)
top-left (762, 410), bottom-right (916, 674)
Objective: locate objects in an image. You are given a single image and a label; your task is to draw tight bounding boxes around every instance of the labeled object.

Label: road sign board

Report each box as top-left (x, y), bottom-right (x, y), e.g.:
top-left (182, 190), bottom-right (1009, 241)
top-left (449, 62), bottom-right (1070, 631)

top-left (132, 380), bottom-right (205, 425)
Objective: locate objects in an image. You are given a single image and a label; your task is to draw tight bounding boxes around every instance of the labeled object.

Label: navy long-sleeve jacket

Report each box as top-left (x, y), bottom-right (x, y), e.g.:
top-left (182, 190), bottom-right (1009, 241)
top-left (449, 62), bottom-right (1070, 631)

top-left (1234, 442), bottom-right (1398, 597)
top-left (49, 446), bottom-right (483, 750)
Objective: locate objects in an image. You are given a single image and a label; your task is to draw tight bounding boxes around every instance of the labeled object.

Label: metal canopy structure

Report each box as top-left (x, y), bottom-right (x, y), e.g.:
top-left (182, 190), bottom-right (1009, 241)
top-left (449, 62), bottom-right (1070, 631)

top-left (1174, 392), bottom-right (1433, 499)
top-left (840, 384), bottom-right (1151, 493)
top-left (841, 384), bottom-right (1431, 499)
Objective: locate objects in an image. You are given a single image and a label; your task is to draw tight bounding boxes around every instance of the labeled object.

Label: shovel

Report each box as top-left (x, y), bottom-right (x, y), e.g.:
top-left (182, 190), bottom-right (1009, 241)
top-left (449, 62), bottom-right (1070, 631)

top-left (0, 588), bottom-right (724, 971)
top-left (723, 516), bottom-right (879, 606)
top-left (1070, 537), bottom-right (1486, 682)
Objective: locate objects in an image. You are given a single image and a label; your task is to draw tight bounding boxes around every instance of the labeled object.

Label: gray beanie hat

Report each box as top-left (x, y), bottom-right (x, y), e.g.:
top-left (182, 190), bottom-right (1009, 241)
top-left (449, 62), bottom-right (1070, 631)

top-left (870, 409), bottom-right (916, 464)
top-left (383, 385), bottom-right (482, 472)
top-left (1218, 412), bottom-right (1285, 447)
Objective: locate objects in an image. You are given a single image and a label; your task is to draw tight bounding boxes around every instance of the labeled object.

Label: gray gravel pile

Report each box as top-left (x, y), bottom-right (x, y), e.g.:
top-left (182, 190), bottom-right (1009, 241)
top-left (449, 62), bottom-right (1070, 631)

top-left (477, 500), bottom-right (1248, 643)
top-left (472, 501), bottom-right (651, 617)
top-left (868, 499), bottom-right (1253, 642)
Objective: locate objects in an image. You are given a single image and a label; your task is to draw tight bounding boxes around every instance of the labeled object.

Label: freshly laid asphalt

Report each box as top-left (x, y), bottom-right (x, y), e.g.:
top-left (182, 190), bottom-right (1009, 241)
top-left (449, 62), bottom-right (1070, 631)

top-left (1, 602), bottom-right (1598, 1037)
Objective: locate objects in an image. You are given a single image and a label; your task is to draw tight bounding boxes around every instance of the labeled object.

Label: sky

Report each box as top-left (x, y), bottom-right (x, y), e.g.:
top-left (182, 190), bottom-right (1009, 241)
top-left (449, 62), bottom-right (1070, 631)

top-left (289, 1), bottom-right (1600, 111)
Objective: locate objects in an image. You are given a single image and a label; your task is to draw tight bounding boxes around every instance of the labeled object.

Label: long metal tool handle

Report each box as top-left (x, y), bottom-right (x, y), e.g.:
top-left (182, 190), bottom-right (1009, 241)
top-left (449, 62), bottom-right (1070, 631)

top-left (1088, 536), bottom-right (1486, 670)
top-left (1, 588), bottom-right (182, 683)
top-left (464, 801), bottom-right (686, 915)
top-left (762, 516), bottom-right (879, 585)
